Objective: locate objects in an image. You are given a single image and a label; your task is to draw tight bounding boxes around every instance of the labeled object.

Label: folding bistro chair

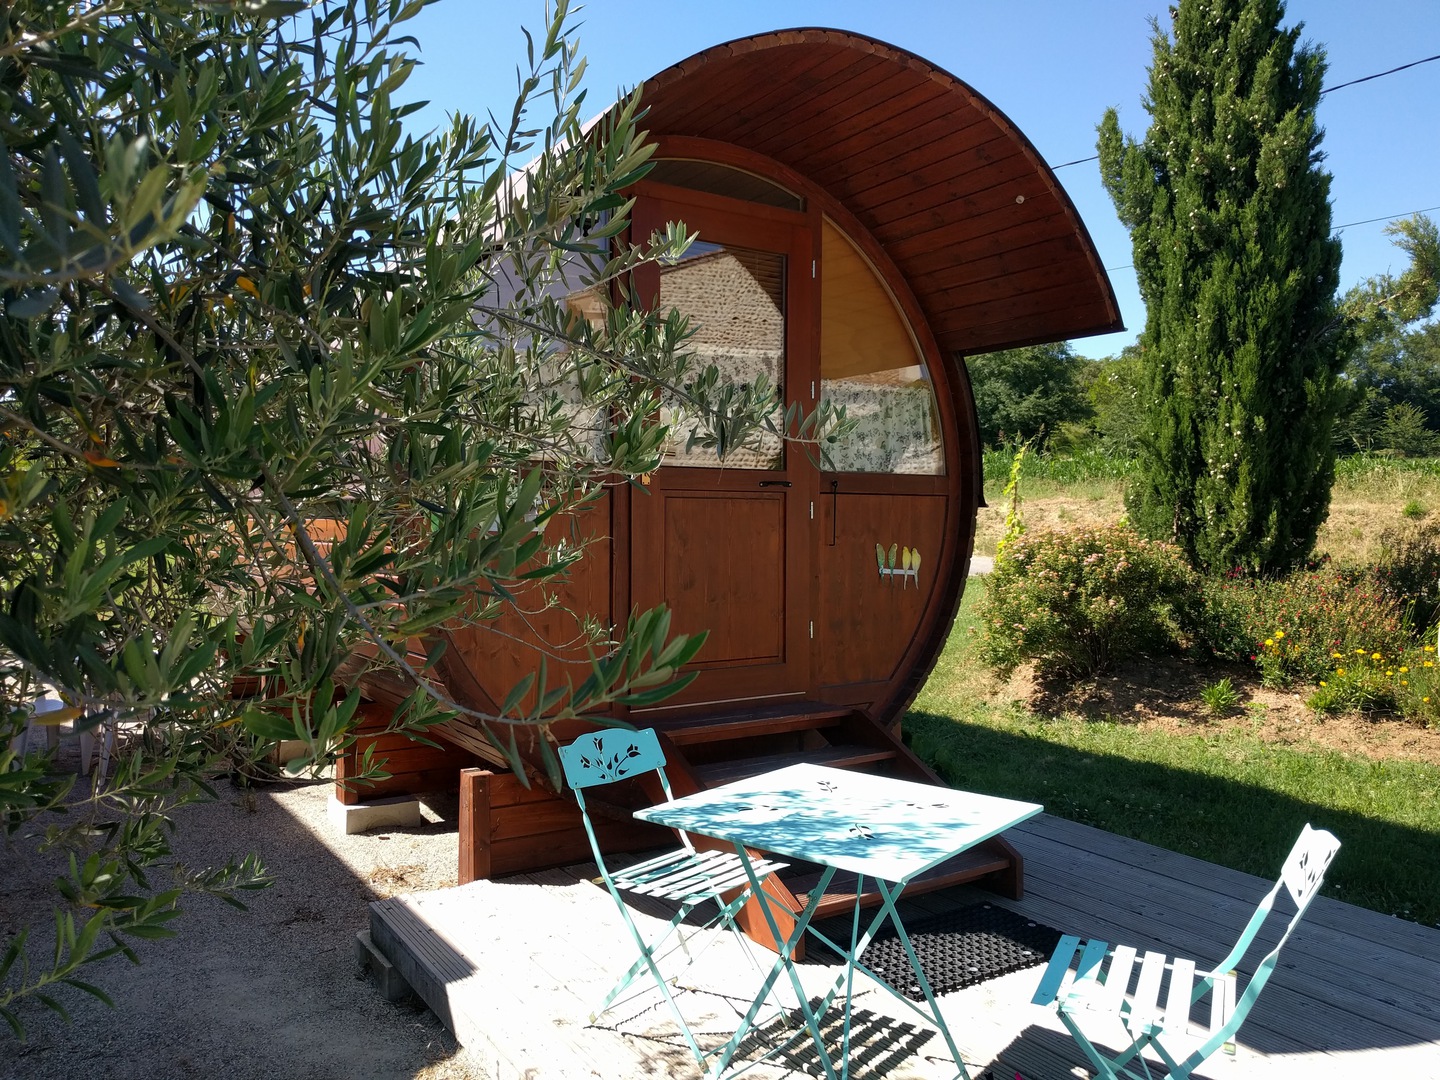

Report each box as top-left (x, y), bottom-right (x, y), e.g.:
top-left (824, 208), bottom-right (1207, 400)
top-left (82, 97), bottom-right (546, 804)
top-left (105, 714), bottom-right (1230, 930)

top-left (1032, 823), bottom-right (1340, 1080)
top-left (559, 728), bottom-right (788, 1070)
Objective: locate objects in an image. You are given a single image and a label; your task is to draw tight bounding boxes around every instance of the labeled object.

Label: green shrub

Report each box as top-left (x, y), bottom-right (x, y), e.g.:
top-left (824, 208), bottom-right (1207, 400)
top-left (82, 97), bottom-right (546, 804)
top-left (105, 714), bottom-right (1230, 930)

top-left (979, 524), bottom-right (1199, 677)
top-left (1199, 677), bottom-right (1240, 716)
top-left (1198, 567), bottom-right (1410, 686)
top-left (1372, 518), bottom-right (1440, 631)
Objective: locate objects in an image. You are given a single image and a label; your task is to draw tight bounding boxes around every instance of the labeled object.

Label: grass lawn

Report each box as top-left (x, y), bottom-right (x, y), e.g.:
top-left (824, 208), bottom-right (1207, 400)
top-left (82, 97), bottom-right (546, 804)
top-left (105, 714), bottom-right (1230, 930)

top-left (905, 577), bottom-right (1440, 928)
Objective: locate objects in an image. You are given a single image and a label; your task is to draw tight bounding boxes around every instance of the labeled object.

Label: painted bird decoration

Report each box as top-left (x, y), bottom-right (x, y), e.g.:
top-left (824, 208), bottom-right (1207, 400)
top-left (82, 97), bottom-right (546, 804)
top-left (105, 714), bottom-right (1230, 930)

top-left (901, 547), bottom-right (912, 589)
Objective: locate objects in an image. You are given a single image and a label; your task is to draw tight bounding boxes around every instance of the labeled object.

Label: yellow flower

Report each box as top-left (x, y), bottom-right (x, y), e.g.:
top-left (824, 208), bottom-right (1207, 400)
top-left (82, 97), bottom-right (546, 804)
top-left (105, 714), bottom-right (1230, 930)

top-left (1336, 668), bottom-right (1346, 676)
top-left (1402, 680), bottom-right (1409, 686)
top-left (1275, 630), bottom-right (1286, 639)
top-left (1372, 652), bottom-right (1383, 661)
top-left (1264, 639), bottom-right (1274, 647)
top-left (1319, 681), bottom-right (1327, 687)
top-left (1400, 666), bottom-right (1409, 673)
top-left (1426, 661), bottom-right (1434, 668)
top-left (1426, 646), bottom-right (1436, 653)
top-left (1331, 652), bottom-right (1342, 659)
top-left (1356, 648), bottom-right (1366, 655)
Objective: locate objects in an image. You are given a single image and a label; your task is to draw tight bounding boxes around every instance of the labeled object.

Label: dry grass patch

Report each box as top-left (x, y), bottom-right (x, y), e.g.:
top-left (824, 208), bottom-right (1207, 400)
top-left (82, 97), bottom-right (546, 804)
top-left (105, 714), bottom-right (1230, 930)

top-left (972, 466), bottom-right (1440, 568)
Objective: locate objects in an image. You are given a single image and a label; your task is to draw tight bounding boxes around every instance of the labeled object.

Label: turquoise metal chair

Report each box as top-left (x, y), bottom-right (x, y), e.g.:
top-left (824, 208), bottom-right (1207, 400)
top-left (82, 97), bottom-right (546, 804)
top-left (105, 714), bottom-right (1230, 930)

top-left (559, 728), bottom-right (788, 1071)
top-left (1032, 823), bottom-right (1340, 1080)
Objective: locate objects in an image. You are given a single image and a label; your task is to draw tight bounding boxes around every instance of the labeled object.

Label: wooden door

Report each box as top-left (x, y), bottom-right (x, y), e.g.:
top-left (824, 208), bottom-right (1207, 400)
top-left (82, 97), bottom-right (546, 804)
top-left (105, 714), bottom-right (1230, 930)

top-left (629, 194), bottom-right (815, 708)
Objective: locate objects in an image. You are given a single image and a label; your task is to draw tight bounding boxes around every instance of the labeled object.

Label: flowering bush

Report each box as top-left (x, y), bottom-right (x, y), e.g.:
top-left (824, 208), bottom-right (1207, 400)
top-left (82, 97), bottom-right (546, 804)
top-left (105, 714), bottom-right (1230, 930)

top-left (1198, 567), bottom-right (1410, 686)
top-left (980, 524), bottom-right (1200, 677)
top-left (1308, 644), bottom-right (1440, 725)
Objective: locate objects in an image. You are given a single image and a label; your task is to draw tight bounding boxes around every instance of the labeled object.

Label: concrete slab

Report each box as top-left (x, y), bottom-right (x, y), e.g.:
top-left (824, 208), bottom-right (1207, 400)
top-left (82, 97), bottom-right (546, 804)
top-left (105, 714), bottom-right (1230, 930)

top-left (328, 793), bottom-right (424, 835)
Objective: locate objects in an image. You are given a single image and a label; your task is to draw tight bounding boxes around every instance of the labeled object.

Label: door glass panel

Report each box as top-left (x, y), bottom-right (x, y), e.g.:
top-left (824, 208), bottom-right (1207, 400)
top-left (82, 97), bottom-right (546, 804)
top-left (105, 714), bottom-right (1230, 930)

top-left (819, 219), bottom-right (945, 474)
top-left (646, 159), bottom-right (804, 210)
top-left (658, 242), bottom-right (785, 469)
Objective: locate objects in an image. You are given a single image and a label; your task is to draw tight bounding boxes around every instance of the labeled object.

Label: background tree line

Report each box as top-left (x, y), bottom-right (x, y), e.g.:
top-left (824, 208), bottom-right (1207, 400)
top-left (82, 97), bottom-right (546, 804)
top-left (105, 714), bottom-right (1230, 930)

top-left (969, 215), bottom-right (1440, 461)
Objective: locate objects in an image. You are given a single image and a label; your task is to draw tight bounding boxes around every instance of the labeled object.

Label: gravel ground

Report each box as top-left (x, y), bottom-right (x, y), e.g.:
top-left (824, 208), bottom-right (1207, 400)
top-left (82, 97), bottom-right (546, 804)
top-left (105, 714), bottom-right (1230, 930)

top-left (0, 760), bottom-right (487, 1080)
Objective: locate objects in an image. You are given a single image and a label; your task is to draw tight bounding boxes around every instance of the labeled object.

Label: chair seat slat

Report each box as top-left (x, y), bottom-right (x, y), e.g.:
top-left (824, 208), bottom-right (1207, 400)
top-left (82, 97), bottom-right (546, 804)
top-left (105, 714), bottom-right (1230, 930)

top-left (1164, 956), bottom-right (1196, 1035)
top-left (623, 847), bottom-right (733, 893)
top-left (1210, 967), bottom-right (1236, 1037)
top-left (1128, 951), bottom-right (1167, 1034)
top-left (620, 849), bottom-right (788, 901)
top-left (615, 848), bottom-right (698, 881)
top-left (1096, 944), bottom-right (1137, 1014)
top-left (1032, 934), bottom-right (1083, 1006)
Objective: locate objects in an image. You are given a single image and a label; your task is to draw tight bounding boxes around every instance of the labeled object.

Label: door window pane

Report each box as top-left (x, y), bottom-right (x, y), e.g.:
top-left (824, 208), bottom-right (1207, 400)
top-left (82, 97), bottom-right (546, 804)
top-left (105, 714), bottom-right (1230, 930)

top-left (658, 242), bottom-right (786, 469)
top-left (819, 219), bottom-right (944, 475)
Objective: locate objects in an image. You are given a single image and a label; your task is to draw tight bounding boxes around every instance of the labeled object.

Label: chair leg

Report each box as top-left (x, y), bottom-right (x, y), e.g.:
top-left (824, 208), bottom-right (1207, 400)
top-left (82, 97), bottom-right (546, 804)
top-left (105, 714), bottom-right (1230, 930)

top-left (1058, 1008), bottom-right (1161, 1080)
top-left (594, 899), bottom-right (700, 1017)
top-left (591, 885), bottom-right (712, 1072)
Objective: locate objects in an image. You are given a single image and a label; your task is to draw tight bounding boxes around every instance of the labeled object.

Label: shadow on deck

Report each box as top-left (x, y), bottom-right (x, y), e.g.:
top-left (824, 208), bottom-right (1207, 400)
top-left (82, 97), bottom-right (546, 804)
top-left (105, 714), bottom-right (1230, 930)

top-left (367, 813), bottom-right (1440, 1079)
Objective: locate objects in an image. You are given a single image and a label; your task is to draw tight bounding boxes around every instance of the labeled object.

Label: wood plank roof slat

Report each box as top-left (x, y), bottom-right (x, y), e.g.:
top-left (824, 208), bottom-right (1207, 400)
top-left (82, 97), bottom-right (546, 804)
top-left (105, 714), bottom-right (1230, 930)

top-left (857, 154), bottom-right (1054, 236)
top-left (726, 55), bottom-right (900, 152)
top-left (905, 233), bottom-right (1087, 292)
top-left (647, 47), bottom-right (827, 137)
top-left (886, 207), bottom-right (1077, 266)
top-left (798, 101), bottom-right (992, 191)
top-left (836, 133), bottom-right (1027, 215)
top-left (789, 92), bottom-right (990, 191)
top-left (749, 72), bottom-right (941, 166)
top-left (699, 47), bottom-right (893, 145)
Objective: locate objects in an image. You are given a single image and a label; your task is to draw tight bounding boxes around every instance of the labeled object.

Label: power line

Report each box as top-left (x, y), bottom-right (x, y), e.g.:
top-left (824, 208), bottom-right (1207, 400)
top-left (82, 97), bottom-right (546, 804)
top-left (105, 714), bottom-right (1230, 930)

top-left (1102, 201), bottom-right (1440, 274)
top-left (1049, 53), bottom-right (1440, 171)
top-left (1321, 53), bottom-right (1440, 95)
top-left (1333, 205), bottom-right (1440, 232)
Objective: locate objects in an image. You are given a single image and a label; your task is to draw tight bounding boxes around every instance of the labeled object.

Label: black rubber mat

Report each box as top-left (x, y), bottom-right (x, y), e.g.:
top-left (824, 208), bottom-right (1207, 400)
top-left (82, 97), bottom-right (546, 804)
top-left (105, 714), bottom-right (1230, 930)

top-left (812, 902), bottom-right (1063, 1001)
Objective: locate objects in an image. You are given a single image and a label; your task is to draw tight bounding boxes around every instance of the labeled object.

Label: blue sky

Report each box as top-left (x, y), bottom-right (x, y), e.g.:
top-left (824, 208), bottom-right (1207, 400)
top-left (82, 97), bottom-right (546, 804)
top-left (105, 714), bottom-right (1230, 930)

top-left (398, 1), bottom-right (1439, 359)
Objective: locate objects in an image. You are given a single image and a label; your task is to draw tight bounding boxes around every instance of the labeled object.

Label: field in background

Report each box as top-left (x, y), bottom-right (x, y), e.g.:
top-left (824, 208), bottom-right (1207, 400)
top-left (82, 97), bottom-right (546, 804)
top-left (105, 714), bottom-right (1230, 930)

top-left (973, 450), bottom-right (1440, 565)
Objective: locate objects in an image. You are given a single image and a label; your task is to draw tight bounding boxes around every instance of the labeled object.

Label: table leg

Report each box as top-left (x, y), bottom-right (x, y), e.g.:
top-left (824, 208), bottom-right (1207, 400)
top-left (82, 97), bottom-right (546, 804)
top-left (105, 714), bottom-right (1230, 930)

top-left (801, 879), bottom-right (972, 1080)
top-left (704, 850), bottom-right (839, 1080)
top-left (870, 879), bottom-right (970, 1080)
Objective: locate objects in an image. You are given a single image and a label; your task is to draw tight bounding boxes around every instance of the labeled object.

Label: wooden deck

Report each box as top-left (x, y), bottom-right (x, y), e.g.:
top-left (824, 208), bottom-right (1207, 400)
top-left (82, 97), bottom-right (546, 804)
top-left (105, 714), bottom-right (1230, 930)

top-left (367, 814), bottom-right (1440, 1079)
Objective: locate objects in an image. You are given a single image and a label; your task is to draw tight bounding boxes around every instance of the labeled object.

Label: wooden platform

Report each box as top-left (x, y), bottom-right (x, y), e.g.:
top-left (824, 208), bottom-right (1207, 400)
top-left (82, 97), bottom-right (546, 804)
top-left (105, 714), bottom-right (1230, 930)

top-left (366, 814), bottom-right (1440, 1079)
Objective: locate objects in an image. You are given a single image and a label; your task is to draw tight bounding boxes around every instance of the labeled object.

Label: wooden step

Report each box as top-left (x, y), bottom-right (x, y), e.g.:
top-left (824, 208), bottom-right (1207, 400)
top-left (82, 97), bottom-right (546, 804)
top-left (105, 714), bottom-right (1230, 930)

top-left (650, 699), bottom-right (855, 746)
top-left (691, 744), bottom-right (897, 788)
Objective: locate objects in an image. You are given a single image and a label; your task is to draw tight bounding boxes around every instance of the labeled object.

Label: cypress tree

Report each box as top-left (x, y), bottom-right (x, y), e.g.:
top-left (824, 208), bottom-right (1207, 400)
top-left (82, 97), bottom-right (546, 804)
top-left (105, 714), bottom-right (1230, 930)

top-left (1099, 0), bottom-right (1344, 574)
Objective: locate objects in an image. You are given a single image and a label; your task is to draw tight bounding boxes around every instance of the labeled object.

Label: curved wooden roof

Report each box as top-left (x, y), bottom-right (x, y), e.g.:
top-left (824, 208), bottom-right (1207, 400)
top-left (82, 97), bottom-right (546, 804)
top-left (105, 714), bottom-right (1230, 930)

top-left (640, 29), bottom-right (1123, 355)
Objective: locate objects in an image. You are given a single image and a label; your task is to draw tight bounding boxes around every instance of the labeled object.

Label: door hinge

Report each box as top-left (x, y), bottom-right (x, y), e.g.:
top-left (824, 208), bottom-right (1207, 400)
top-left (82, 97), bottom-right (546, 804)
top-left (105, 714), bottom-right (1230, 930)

top-left (809, 620), bottom-right (814, 640)
top-left (812, 259), bottom-right (817, 278)
top-left (809, 501), bottom-right (814, 520)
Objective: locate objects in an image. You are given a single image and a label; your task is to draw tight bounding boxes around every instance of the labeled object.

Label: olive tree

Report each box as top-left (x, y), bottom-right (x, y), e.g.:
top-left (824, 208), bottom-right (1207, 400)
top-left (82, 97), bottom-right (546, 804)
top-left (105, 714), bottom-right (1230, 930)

top-left (0, 0), bottom-right (797, 1031)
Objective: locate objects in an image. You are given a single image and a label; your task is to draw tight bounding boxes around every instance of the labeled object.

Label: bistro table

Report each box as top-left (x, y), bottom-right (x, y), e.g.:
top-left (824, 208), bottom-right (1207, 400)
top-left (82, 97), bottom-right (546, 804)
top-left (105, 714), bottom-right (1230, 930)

top-left (634, 763), bottom-right (1043, 1080)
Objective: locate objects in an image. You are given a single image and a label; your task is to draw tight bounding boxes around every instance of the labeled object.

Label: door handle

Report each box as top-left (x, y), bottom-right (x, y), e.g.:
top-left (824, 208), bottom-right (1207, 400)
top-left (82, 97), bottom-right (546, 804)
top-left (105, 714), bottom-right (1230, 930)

top-left (758, 479), bottom-right (792, 487)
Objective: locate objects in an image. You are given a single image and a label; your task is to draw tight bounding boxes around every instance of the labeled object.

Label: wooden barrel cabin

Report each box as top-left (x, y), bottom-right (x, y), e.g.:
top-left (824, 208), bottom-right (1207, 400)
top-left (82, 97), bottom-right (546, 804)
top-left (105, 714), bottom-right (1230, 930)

top-left (343, 29), bottom-right (1120, 927)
